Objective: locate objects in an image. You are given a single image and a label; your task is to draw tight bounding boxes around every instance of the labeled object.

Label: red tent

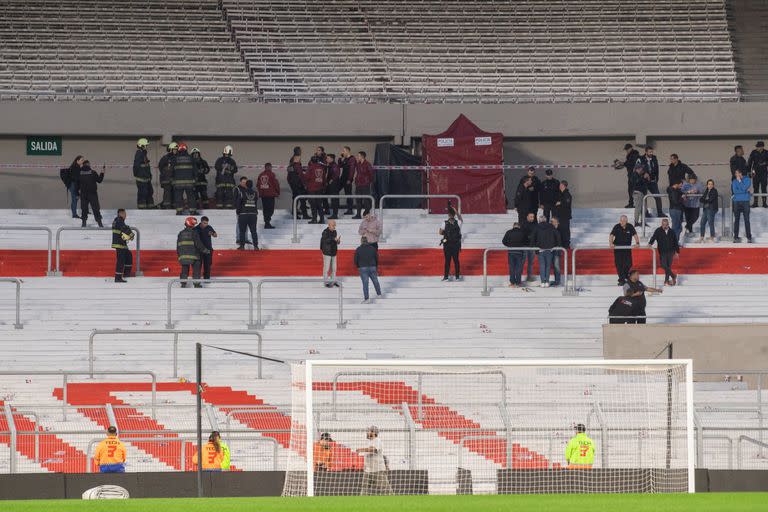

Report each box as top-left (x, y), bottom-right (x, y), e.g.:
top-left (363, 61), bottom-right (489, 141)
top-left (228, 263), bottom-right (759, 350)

top-left (422, 114), bottom-right (506, 214)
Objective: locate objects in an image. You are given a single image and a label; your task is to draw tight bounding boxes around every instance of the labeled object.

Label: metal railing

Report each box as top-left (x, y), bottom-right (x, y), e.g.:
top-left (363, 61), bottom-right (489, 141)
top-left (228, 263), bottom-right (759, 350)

top-left (730, 193), bottom-right (768, 241)
top-left (0, 371), bottom-right (157, 421)
top-left (607, 314), bottom-right (768, 324)
top-left (737, 435), bottom-right (768, 469)
top-left (480, 246), bottom-right (568, 296)
top-left (88, 329), bottom-right (265, 379)
top-left (55, 226), bottom-right (142, 276)
top-left (569, 245), bottom-right (657, 295)
top-left (0, 226), bottom-right (53, 275)
top-left (166, 278), bottom-right (255, 329)
top-left (0, 278), bottom-right (22, 329)
top-left (255, 278), bottom-right (345, 329)
top-left (641, 193), bottom-right (726, 239)
top-left (292, 194), bottom-right (375, 243)
top-left (378, 194), bottom-right (461, 243)
top-left (3, 404), bottom-right (17, 473)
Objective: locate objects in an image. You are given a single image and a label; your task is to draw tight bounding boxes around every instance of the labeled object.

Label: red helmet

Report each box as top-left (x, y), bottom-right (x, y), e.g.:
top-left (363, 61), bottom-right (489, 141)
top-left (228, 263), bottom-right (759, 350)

top-left (185, 216), bottom-right (197, 228)
top-left (178, 143), bottom-right (188, 152)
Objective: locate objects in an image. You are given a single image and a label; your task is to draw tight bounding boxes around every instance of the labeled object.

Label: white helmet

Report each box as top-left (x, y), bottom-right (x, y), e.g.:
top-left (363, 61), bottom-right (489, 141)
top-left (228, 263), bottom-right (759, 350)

top-left (223, 145), bottom-right (233, 156)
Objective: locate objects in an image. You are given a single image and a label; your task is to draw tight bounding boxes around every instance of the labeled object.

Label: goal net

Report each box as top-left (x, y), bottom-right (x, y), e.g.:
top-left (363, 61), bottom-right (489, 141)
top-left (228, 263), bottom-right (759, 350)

top-left (282, 359), bottom-right (694, 496)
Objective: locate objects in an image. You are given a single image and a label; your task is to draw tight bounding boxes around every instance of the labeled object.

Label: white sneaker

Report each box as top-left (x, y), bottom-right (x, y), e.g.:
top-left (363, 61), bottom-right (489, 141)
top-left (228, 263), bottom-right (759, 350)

top-left (540, 282), bottom-right (550, 288)
top-left (698, 237), bottom-right (704, 243)
top-left (361, 299), bottom-right (370, 304)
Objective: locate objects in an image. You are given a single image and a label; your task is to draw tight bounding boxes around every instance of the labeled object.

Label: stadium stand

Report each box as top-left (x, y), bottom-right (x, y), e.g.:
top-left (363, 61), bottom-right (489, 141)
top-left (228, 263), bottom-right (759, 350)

top-left (726, 0), bottom-right (768, 99)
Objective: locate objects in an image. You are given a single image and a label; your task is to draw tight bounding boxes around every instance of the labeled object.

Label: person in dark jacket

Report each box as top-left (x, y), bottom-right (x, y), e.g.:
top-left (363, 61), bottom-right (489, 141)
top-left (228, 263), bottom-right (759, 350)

top-left (321, 219), bottom-right (341, 287)
top-left (502, 223), bottom-right (527, 287)
top-left (352, 151), bottom-right (374, 219)
top-left (608, 295), bottom-right (637, 324)
top-left (730, 145), bottom-right (748, 181)
top-left (699, 179), bottom-right (719, 242)
top-left (622, 269), bottom-right (663, 323)
top-left (648, 218), bottom-right (680, 286)
top-left (305, 149), bottom-right (327, 224)
top-left (235, 180), bottom-right (259, 250)
top-left (439, 208), bottom-right (462, 281)
top-left (551, 217), bottom-right (567, 286)
top-left (638, 146), bottom-right (664, 216)
top-left (214, 145), bottom-right (238, 209)
top-left (622, 144), bottom-right (641, 208)
top-left (517, 166), bottom-right (541, 195)
top-left (325, 153), bottom-right (342, 219)
top-left (173, 143), bottom-right (198, 215)
top-left (355, 236), bottom-right (381, 303)
top-left (287, 154), bottom-right (310, 219)
top-left (539, 169), bottom-right (560, 222)
top-left (667, 182), bottom-right (684, 240)
top-left (521, 212), bottom-right (538, 282)
top-left (554, 181), bottom-right (572, 249)
top-left (111, 209), bottom-right (134, 283)
top-left (133, 138), bottom-right (154, 209)
top-left (177, 217), bottom-right (209, 288)
top-left (609, 215), bottom-right (639, 286)
top-left (233, 177), bottom-right (252, 246)
top-left (158, 142), bottom-right (178, 209)
top-left (67, 155), bottom-right (84, 218)
top-left (515, 177), bottom-right (538, 222)
top-left (257, 163), bottom-right (280, 229)
top-left (630, 162), bottom-right (650, 226)
top-left (339, 146), bottom-right (356, 215)
top-left (667, 154), bottom-right (693, 187)
top-left (79, 160), bottom-right (105, 227)
top-left (530, 215), bottom-right (562, 287)
top-left (748, 141), bottom-right (768, 207)
top-left (195, 216), bottom-right (217, 280)
top-left (191, 148), bottom-right (211, 211)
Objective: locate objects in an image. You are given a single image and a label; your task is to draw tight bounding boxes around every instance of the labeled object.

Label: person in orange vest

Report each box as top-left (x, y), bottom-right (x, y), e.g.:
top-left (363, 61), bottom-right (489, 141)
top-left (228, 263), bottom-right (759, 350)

top-left (313, 432), bottom-right (335, 471)
top-left (192, 433), bottom-right (224, 471)
top-left (93, 426), bottom-right (127, 473)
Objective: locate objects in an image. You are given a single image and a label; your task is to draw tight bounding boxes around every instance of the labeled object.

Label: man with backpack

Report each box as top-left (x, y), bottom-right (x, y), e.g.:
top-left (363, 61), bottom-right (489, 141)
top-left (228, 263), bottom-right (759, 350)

top-left (439, 208), bottom-right (462, 281)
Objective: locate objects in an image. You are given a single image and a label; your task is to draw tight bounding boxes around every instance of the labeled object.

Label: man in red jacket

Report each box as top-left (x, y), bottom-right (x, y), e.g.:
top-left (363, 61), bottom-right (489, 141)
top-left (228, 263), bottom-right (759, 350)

top-left (304, 149), bottom-right (327, 224)
top-left (257, 163), bottom-right (280, 229)
top-left (352, 151), bottom-right (374, 219)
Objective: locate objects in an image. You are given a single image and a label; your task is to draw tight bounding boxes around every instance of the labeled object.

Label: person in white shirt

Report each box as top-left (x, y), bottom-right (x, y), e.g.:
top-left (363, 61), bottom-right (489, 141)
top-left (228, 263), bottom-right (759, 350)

top-left (356, 425), bottom-right (392, 495)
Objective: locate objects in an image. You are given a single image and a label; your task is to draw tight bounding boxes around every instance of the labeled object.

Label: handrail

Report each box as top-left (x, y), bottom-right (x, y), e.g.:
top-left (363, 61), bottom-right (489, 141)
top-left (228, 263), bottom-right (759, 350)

top-left (608, 314), bottom-right (768, 323)
top-left (570, 245), bottom-right (657, 295)
top-left (737, 435), bottom-right (768, 469)
top-left (642, 193), bottom-right (726, 239)
top-left (401, 402), bottom-right (417, 470)
top-left (480, 246), bottom-right (567, 296)
top-left (11, 409), bottom-right (40, 463)
top-left (730, 193), bottom-right (768, 241)
top-left (0, 278), bottom-right (22, 329)
top-left (378, 194), bottom-right (461, 242)
top-left (458, 435), bottom-right (503, 470)
top-left (55, 226), bottom-right (142, 276)
top-left (255, 278), bottom-right (345, 329)
top-left (88, 329), bottom-right (265, 379)
top-left (0, 226), bottom-right (53, 275)
top-left (292, 194), bottom-right (375, 243)
top-left (224, 407), bottom-right (291, 433)
top-left (0, 370), bottom-right (157, 420)
top-left (166, 278), bottom-right (255, 329)
top-left (3, 404), bottom-right (17, 473)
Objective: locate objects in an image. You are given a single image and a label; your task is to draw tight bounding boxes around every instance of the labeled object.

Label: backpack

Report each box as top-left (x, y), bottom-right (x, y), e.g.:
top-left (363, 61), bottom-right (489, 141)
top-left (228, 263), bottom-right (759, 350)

top-left (443, 220), bottom-right (461, 244)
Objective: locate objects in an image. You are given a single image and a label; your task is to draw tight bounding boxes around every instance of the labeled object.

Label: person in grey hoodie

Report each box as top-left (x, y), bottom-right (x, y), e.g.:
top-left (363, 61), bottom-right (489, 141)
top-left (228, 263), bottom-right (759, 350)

top-left (358, 209), bottom-right (382, 250)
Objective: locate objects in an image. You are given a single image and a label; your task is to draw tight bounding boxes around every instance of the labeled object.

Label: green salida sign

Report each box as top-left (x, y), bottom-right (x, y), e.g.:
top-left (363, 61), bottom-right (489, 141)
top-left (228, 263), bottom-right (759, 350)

top-left (26, 136), bottom-right (62, 156)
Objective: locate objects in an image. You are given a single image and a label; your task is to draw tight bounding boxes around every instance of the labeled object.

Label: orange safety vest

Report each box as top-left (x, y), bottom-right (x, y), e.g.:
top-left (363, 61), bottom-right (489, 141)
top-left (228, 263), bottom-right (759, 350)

top-left (193, 441), bottom-right (224, 470)
top-left (94, 437), bottom-right (127, 465)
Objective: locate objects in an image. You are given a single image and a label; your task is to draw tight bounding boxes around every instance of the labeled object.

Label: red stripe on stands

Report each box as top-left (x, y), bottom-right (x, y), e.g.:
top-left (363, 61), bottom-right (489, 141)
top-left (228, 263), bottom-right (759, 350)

top-left (2, 247), bottom-right (768, 277)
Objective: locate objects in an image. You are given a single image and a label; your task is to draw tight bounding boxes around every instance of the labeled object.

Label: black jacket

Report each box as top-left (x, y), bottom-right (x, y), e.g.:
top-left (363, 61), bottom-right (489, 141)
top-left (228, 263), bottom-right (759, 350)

top-left (667, 186), bottom-right (684, 211)
top-left (649, 226), bottom-right (680, 254)
top-left (320, 228), bottom-right (339, 256)
top-left (214, 156), bottom-right (238, 186)
top-left (638, 154), bottom-right (660, 182)
top-left (158, 152), bottom-right (175, 185)
top-left (193, 156), bottom-right (210, 186)
top-left (287, 162), bottom-right (305, 193)
top-left (748, 149), bottom-right (768, 175)
top-left (554, 189), bottom-right (572, 221)
top-left (522, 218), bottom-right (538, 244)
top-left (515, 182), bottom-right (538, 213)
top-left (133, 149), bottom-right (152, 183)
top-left (730, 155), bottom-right (748, 179)
top-left (530, 221), bottom-right (562, 250)
top-left (700, 187), bottom-right (719, 212)
top-left (78, 165), bottom-right (104, 195)
top-left (624, 149), bottom-right (640, 173)
top-left (354, 243), bottom-right (378, 268)
top-left (236, 187), bottom-right (259, 215)
top-left (667, 162), bottom-right (693, 186)
top-left (608, 296), bottom-right (636, 322)
top-left (502, 227), bottom-right (528, 255)
top-left (111, 216), bottom-right (133, 249)
top-left (177, 226), bottom-right (210, 263)
top-left (172, 151), bottom-right (197, 187)
top-left (540, 178), bottom-right (560, 206)
top-left (630, 170), bottom-right (649, 195)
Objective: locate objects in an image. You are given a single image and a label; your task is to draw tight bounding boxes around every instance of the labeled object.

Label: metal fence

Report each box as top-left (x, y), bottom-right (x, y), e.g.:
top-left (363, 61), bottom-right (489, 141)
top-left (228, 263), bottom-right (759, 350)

top-left (0, 226), bottom-right (53, 275)
top-left (479, 247), bottom-right (568, 296)
top-left (54, 226), bottom-right (142, 276)
top-left (641, 193), bottom-right (726, 239)
top-left (569, 245), bottom-right (657, 295)
top-left (378, 194), bottom-right (461, 243)
top-left (0, 278), bottom-right (22, 329)
top-left (255, 278), bottom-right (345, 329)
top-left (291, 194), bottom-right (375, 243)
top-left (166, 278), bottom-right (255, 329)
top-left (730, 193), bottom-right (768, 241)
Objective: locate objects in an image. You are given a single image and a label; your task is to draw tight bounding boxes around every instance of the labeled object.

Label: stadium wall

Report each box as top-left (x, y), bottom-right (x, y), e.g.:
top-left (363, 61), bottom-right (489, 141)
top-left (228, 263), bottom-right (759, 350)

top-left (2, 101), bottom-right (768, 209)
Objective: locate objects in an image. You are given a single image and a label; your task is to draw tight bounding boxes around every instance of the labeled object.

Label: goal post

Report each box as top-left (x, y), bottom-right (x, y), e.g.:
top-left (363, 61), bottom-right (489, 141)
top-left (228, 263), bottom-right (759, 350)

top-left (283, 359), bottom-right (694, 497)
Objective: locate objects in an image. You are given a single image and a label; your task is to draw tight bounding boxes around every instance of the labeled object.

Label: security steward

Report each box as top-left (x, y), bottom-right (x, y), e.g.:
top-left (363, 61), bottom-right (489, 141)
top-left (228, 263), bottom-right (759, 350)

top-left (215, 145), bottom-right (238, 208)
top-left (191, 147), bottom-right (211, 210)
top-left (158, 142), bottom-right (178, 209)
top-left (565, 423), bottom-right (595, 469)
top-left (94, 426), bottom-right (127, 473)
top-left (79, 160), bottom-right (105, 228)
top-left (748, 141), bottom-right (768, 207)
top-left (177, 217), bottom-right (210, 288)
top-left (173, 143), bottom-right (198, 215)
top-left (133, 138), bottom-right (154, 209)
top-left (112, 209), bottom-right (135, 283)
top-left (236, 179), bottom-right (260, 250)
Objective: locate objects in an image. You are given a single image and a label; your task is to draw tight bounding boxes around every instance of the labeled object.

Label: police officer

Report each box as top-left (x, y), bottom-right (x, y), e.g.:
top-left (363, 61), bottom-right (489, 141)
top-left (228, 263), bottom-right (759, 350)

top-left (172, 143), bottom-right (198, 215)
top-left (215, 145), bottom-right (238, 208)
top-left (158, 142), bottom-right (178, 209)
top-left (133, 138), bottom-right (155, 209)
top-left (748, 141), bottom-right (768, 207)
top-left (112, 209), bottom-right (134, 283)
top-left (79, 160), bottom-right (105, 228)
top-left (191, 147), bottom-right (211, 211)
top-left (236, 180), bottom-right (259, 250)
top-left (177, 217), bottom-right (210, 288)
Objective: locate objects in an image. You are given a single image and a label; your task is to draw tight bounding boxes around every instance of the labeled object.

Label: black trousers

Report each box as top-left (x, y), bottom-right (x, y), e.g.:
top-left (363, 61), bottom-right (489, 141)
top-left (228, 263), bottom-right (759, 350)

top-left (161, 182), bottom-right (173, 208)
top-left (443, 243), bottom-right (461, 278)
top-left (216, 184), bottom-right (235, 209)
top-left (753, 172), bottom-right (768, 205)
top-left (80, 191), bottom-right (101, 223)
top-left (201, 253), bottom-right (212, 280)
top-left (261, 197), bottom-right (275, 224)
top-left (659, 250), bottom-right (676, 282)
top-left (115, 249), bottom-right (132, 278)
top-left (195, 184), bottom-right (208, 209)
top-left (542, 204), bottom-right (555, 222)
top-left (174, 186), bottom-right (195, 213)
top-left (684, 207), bottom-right (700, 233)
top-left (310, 194), bottom-right (326, 223)
top-left (136, 181), bottom-right (153, 209)
top-left (180, 260), bottom-right (202, 284)
top-left (613, 249), bottom-right (633, 282)
top-left (560, 219), bottom-right (571, 249)
top-left (626, 170), bottom-right (634, 205)
top-left (647, 181), bottom-right (663, 214)
top-left (342, 180), bottom-right (354, 212)
top-left (238, 214), bottom-right (259, 248)
top-left (355, 185), bottom-right (373, 215)
top-left (291, 188), bottom-right (309, 217)
top-left (327, 184), bottom-right (341, 217)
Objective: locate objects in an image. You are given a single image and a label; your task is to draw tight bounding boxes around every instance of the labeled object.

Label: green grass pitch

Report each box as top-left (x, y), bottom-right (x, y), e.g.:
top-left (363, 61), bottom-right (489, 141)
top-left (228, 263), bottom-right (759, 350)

top-left (2, 494), bottom-right (768, 512)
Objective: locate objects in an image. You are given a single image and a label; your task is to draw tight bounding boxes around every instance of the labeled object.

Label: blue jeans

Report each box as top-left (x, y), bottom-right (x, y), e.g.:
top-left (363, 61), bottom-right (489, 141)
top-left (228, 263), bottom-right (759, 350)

top-left (733, 201), bottom-right (752, 239)
top-left (538, 250), bottom-right (554, 283)
top-left (99, 463), bottom-right (125, 473)
top-left (359, 266), bottom-right (381, 300)
top-left (507, 252), bottom-right (524, 285)
top-left (700, 209), bottom-right (716, 238)
top-left (524, 251), bottom-right (535, 279)
top-left (669, 209), bottom-right (683, 240)
top-left (69, 183), bottom-right (79, 217)
top-left (552, 252), bottom-right (562, 285)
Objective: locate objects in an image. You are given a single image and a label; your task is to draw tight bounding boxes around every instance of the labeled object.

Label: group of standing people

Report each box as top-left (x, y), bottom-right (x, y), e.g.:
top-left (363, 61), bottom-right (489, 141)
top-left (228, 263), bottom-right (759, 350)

top-left (61, 155), bottom-right (106, 227)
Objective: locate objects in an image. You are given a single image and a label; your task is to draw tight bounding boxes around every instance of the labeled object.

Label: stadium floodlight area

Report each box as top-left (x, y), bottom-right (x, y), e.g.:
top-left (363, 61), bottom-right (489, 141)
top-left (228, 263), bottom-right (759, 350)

top-left (283, 360), bottom-right (694, 496)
